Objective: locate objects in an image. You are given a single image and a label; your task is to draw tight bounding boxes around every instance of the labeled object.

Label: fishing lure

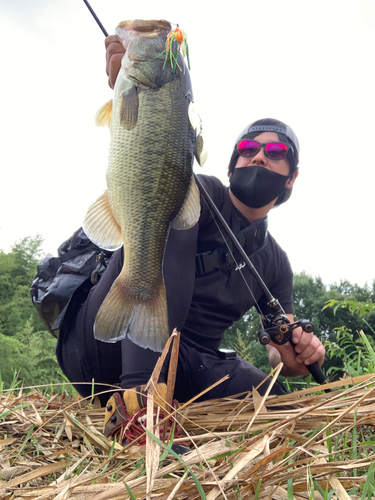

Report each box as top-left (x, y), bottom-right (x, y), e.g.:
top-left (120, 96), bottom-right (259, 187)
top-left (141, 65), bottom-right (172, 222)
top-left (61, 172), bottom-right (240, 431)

top-left (163, 26), bottom-right (190, 73)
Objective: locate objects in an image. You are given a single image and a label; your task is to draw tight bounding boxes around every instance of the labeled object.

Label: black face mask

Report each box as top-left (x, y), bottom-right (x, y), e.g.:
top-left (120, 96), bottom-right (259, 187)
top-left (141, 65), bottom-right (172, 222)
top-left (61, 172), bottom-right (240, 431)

top-left (229, 166), bottom-right (290, 209)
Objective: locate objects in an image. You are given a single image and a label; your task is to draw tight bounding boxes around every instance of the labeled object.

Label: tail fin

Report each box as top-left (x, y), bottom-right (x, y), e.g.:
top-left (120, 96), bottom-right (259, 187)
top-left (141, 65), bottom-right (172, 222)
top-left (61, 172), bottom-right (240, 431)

top-left (93, 276), bottom-right (169, 352)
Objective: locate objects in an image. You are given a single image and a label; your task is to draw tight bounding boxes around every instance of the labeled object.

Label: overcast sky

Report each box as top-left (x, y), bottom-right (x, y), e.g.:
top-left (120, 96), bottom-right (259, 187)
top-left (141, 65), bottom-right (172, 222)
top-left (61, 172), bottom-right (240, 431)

top-left (0, 0), bottom-right (374, 289)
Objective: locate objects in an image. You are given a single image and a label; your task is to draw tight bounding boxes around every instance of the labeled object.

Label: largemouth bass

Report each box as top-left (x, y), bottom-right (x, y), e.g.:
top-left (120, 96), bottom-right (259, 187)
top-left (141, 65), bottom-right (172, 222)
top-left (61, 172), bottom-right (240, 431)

top-left (83, 19), bottom-right (202, 352)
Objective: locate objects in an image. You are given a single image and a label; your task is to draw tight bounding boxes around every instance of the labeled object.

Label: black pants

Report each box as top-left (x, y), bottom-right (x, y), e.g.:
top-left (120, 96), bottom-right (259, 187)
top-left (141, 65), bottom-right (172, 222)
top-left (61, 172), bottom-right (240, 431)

top-left (56, 226), bottom-right (287, 406)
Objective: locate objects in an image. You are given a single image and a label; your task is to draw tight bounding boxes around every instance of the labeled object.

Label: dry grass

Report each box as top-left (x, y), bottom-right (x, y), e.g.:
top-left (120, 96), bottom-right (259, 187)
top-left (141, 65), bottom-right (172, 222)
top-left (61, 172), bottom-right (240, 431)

top-left (1, 372), bottom-right (375, 500)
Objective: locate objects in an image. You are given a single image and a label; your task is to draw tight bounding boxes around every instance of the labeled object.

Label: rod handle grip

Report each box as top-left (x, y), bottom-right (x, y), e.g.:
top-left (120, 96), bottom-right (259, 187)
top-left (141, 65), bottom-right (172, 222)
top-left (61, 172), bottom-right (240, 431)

top-left (306, 361), bottom-right (327, 385)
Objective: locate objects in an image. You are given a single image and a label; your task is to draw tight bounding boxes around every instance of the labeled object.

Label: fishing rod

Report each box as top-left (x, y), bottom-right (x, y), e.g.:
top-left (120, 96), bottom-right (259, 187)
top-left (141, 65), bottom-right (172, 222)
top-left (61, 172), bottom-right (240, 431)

top-left (82, 0), bottom-right (108, 36)
top-left (82, 0), bottom-right (327, 387)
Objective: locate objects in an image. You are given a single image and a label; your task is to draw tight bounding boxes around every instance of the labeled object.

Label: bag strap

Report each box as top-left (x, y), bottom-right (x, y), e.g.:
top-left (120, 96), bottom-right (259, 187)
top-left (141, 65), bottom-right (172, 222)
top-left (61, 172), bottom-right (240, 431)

top-left (195, 217), bottom-right (268, 277)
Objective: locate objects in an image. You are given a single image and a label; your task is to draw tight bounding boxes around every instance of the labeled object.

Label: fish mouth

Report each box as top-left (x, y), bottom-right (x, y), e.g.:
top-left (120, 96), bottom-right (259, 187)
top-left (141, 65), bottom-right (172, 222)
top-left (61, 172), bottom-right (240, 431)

top-left (117, 19), bottom-right (171, 34)
top-left (116, 19), bottom-right (172, 49)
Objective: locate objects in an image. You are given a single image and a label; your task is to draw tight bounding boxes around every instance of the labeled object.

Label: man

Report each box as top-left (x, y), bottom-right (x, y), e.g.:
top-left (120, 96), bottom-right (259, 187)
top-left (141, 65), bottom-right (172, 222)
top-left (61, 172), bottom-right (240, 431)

top-left (56, 35), bottom-right (325, 441)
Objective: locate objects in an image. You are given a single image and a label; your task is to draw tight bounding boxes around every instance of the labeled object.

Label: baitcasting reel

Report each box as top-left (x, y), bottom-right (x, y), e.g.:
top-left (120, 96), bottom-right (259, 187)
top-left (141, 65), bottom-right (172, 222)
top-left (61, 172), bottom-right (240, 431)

top-left (258, 314), bottom-right (314, 347)
top-left (257, 314), bottom-right (327, 385)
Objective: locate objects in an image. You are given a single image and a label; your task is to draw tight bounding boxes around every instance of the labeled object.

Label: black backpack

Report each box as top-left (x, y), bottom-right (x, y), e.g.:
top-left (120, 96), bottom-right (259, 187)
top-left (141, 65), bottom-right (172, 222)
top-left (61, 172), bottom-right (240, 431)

top-left (30, 228), bottom-right (113, 338)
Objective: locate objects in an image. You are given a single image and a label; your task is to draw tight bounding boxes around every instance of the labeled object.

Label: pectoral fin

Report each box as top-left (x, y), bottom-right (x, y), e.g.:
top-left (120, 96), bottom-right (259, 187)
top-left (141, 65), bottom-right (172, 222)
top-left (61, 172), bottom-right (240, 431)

top-left (171, 175), bottom-right (200, 230)
top-left (83, 191), bottom-right (123, 251)
top-left (95, 100), bottom-right (113, 127)
top-left (120, 83), bottom-right (139, 130)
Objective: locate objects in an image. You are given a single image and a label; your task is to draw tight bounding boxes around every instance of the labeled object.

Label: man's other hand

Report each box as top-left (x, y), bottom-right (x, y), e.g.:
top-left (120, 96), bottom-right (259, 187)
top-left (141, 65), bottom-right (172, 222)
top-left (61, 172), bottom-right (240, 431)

top-left (105, 35), bottom-right (125, 89)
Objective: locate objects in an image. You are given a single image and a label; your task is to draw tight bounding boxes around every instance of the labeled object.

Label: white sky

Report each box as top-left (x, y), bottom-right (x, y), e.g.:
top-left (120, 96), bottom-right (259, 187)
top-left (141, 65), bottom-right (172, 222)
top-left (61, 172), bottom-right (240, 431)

top-left (0, 0), bottom-right (374, 288)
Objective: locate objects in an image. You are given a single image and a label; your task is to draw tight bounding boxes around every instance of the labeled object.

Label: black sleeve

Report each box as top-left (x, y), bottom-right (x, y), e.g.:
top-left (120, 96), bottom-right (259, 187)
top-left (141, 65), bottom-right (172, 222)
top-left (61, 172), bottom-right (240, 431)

top-left (258, 249), bottom-right (295, 316)
top-left (271, 266), bottom-right (294, 315)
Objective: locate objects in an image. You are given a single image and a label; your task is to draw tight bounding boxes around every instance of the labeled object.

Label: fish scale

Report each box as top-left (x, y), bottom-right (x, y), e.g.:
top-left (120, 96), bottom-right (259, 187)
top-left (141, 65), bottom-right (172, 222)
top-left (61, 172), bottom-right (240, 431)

top-left (108, 84), bottom-right (193, 290)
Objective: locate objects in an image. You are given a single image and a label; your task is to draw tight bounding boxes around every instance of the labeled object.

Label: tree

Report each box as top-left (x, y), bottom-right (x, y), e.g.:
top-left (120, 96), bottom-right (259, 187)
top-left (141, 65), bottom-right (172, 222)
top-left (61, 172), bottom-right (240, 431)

top-left (0, 319), bottom-right (63, 389)
top-left (11, 235), bottom-right (44, 286)
top-left (292, 273), bottom-right (328, 337)
top-left (0, 326), bottom-right (21, 386)
top-left (222, 309), bottom-right (272, 374)
top-left (0, 235), bottom-right (65, 389)
top-left (0, 235), bottom-right (45, 337)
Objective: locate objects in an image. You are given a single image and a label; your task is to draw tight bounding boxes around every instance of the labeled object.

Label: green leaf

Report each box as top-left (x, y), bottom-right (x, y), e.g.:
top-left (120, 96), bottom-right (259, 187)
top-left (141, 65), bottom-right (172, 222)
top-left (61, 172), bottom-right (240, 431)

top-left (19, 425), bottom-right (35, 454)
top-left (144, 428), bottom-right (208, 500)
top-left (254, 479), bottom-right (262, 500)
top-left (287, 477), bottom-right (294, 500)
top-left (124, 481), bottom-right (137, 500)
top-left (209, 448), bottom-right (244, 460)
top-left (189, 467), bottom-right (207, 500)
top-left (0, 403), bottom-right (30, 419)
top-left (361, 461), bottom-right (374, 500)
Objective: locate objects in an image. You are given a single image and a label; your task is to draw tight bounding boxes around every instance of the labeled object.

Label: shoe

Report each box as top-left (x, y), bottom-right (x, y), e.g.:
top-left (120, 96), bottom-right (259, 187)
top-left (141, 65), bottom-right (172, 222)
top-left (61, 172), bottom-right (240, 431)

top-left (103, 384), bottom-right (187, 450)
